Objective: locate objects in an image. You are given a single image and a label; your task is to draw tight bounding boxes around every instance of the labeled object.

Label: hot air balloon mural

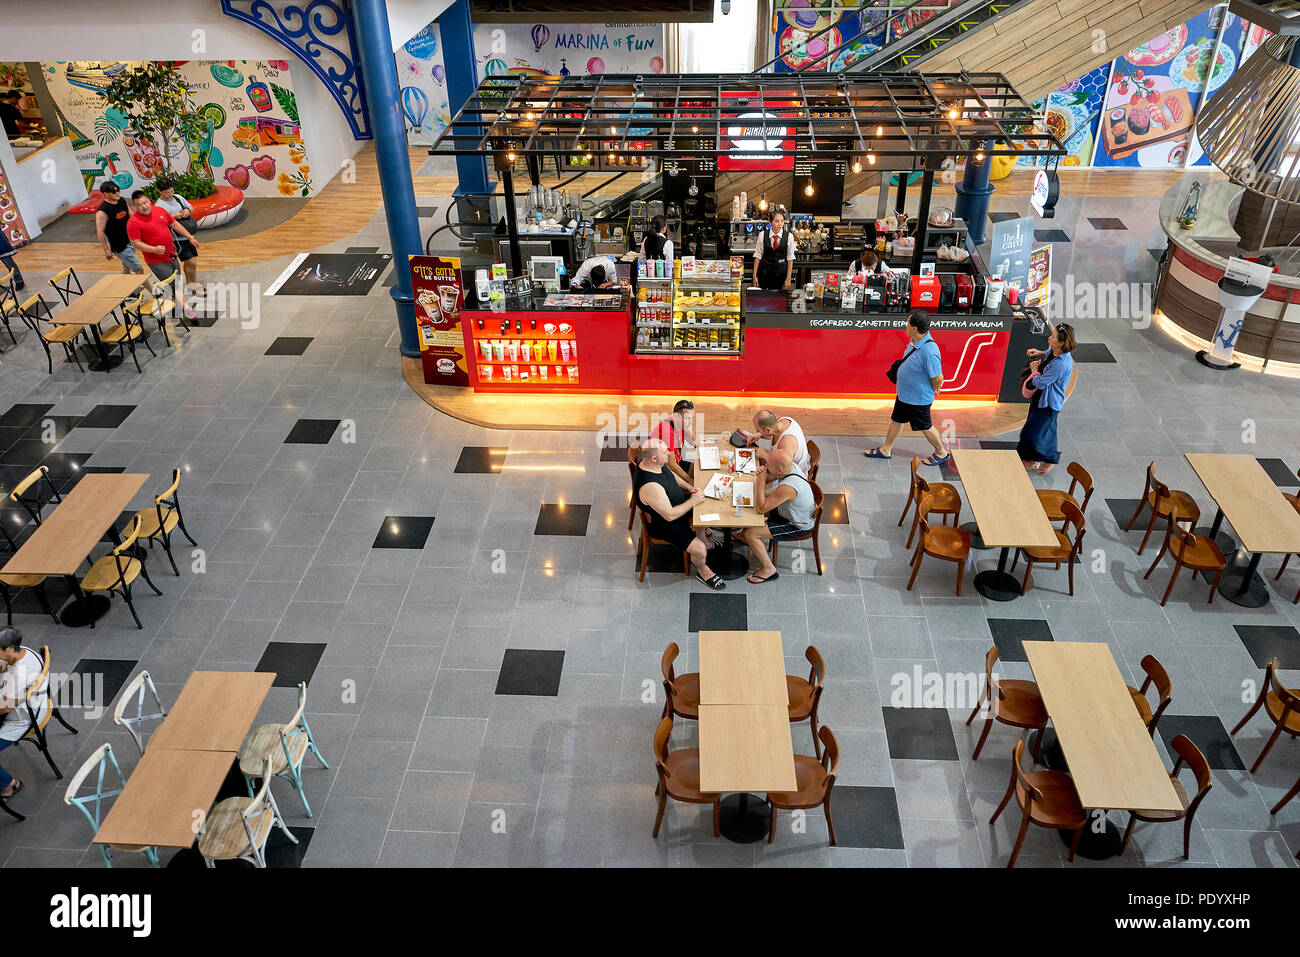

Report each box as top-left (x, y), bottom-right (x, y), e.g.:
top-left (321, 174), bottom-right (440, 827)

top-left (400, 85), bottom-right (430, 135)
top-left (431, 64), bottom-right (446, 86)
top-left (485, 58), bottom-right (508, 76)
top-left (586, 57), bottom-right (606, 75)
top-left (650, 56), bottom-right (664, 73)
top-left (531, 23), bottom-right (550, 52)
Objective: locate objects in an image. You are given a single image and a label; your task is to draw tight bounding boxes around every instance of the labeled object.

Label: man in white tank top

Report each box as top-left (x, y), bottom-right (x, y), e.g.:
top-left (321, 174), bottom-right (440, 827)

top-left (747, 410), bottom-right (811, 475)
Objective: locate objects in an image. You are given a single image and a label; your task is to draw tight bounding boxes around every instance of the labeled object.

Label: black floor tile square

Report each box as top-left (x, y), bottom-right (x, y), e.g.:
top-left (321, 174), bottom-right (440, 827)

top-left (255, 642), bottom-right (327, 688)
top-left (600, 438), bottom-right (633, 462)
top-left (882, 706), bottom-right (959, 760)
top-left (39, 452), bottom-right (93, 483)
top-left (534, 503), bottom-right (592, 536)
top-left (0, 573), bottom-right (74, 613)
top-left (345, 246), bottom-right (379, 254)
top-left (978, 440), bottom-right (1019, 451)
top-left (79, 404), bottom-right (137, 429)
top-left (1072, 343), bottom-right (1117, 363)
top-left (1088, 217), bottom-right (1127, 230)
top-left (1234, 624), bottom-right (1300, 670)
top-left (454, 446), bottom-right (509, 474)
top-left (21, 415), bottom-right (82, 444)
top-left (988, 211), bottom-right (1022, 223)
top-left (1106, 498), bottom-right (1146, 531)
top-left (284, 418), bottom-right (341, 445)
top-left (826, 785), bottom-right (905, 849)
top-left (265, 337), bottom-right (313, 356)
top-left (688, 592), bottom-right (747, 632)
top-left (1035, 229), bottom-right (1070, 243)
top-left (987, 618), bottom-right (1053, 662)
top-left (819, 493), bottom-right (849, 525)
top-left (496, 649), bottom-right (565, 696)
top-left (1256, 457), bottom-right (1296, 488)
top-left (1156, 714), bottom-right (1244, 771)
top-left (1148, 247), bottom-right (1166, 261)
top-left (62, 658), bottom-right (139, 713)
top-left (0, 404), bottom-right (54, 430)
top-left (0, 427), bottom-right (26, 453)
top-left (417, 204), bottom-right (440, 217)
top-left (372, 515), bottom-right (435, 549)
top-left (4, 439), bottom-right (51, 466)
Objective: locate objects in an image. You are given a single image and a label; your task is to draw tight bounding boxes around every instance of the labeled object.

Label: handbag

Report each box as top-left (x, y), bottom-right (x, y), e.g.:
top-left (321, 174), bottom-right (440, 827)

top-left (729, 429), bottom-right (749, 448)
top-left (887, 345), bottom-right (918, 384)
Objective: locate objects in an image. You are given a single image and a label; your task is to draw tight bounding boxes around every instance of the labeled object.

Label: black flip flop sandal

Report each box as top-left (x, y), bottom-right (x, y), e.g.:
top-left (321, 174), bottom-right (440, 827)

top-left (747, 571), bottom-right (780, 584)
top-left (696, 572), bottom-right (726, 590)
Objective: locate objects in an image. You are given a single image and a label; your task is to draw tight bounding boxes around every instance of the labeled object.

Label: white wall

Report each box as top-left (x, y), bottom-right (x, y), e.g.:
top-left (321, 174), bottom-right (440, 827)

top-left (0, 136), bottom-right (86, 234)
top-left (290, 59), bottom-right (363, 193)
top-left (386, 0), bottom-right (456, 50)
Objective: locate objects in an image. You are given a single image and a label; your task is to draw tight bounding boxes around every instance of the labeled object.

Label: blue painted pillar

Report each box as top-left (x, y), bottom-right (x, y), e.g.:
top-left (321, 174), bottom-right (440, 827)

top-left (353, 0), bottom-right (423, 357)
top-left (954, 139), bottom-right (995, 247)
top-left (441, 0), bottom-right (491, 197)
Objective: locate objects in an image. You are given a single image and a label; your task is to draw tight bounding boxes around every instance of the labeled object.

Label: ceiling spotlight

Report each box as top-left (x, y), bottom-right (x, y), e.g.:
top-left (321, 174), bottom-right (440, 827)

top-left (804, 182), bottom-right (814, 197)
top-left (867, 152), bottom-right (876, 165)
top-left (948, 108), bottom-right (958, 120)
top-left (692, 125), bottom-right (699, 133)
top-left (852, 159), bottom-right (862, 174)
top-left (876, 125), bottom-right (883, 137)
top-left (506, 151), bottom-right (516, 162)
top-left (975, 150), bottom-right (985, 162)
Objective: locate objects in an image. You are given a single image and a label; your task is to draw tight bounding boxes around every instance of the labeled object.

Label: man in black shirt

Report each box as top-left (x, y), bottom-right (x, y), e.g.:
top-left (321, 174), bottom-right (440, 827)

top-left (0, 91), bottom-right (24, 138)
top-left (632, 438), bottom-right (724, 589)
top-left (94, 181), bottom-right (143, 274)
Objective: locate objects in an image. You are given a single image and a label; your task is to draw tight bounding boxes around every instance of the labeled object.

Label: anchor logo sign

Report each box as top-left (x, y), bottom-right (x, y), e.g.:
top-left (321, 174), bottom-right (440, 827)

top-left (1215, 317), bottom-right (1244, 349)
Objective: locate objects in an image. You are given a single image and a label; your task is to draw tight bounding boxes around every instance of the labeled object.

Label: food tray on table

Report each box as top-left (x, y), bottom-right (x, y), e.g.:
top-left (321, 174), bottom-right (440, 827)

top-left (1101, 89), bottom-right (1193, 159)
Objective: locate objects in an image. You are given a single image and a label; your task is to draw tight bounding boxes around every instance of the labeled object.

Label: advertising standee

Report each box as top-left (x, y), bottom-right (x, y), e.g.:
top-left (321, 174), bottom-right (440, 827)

top-left (410, 254), bottom-right (468, 385)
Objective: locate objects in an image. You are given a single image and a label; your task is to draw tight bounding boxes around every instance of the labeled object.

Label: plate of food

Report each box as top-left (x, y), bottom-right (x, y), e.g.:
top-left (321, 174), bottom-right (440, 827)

top-left (734, 448), bottom-right (757, 473)
top-left (1169, 39), bottom-right (1234, 94)
top-left (732, 481), bottom-right (754, 509)
top-left (1125, 25), bottom-right (1187, 67)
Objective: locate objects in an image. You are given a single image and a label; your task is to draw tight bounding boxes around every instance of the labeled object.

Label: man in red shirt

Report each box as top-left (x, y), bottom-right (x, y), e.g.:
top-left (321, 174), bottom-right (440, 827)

top-left (649, 399), bottom-right (694, 483)
top-left (127, 190), bottom-right (199, 318)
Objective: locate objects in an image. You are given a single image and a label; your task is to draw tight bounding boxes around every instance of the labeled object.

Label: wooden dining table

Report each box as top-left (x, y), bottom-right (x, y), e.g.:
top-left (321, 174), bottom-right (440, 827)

top-left (147, 671), bottom-right (277, 753)
top-left (689, 437), bottom-right (767, 579)
top-left (1185, 453), bottom-right (1300, 607)
top-left (93, 747), bottom-right (238, 850)
top-left (1024, 640), bottom-right (1182, 858)
top-left (48, 274), bottom-right (146, 371)
top-left (0, 472), bottom-right (149, 626)
top-left (951, 449), bottom-right (1059, 601)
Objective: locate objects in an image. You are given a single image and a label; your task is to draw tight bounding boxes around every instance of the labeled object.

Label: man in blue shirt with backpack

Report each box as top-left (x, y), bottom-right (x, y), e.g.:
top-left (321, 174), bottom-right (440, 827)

top-left (864, 311), bottom-right (951, 466)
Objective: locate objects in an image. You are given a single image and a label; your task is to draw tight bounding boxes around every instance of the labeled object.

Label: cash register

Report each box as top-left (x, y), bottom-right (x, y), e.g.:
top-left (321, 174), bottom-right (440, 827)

top-left (528, 256), bottom-right (565, 293)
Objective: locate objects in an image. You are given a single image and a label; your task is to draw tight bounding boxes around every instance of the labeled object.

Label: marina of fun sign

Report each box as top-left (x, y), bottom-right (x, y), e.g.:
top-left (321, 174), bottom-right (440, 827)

top-left (474, 22), bottom-right (665, 78)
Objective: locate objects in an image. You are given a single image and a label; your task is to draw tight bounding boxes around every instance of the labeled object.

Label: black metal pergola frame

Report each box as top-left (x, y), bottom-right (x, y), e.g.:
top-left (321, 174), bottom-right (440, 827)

top-left (429, 71), bottom-right (1066, 273)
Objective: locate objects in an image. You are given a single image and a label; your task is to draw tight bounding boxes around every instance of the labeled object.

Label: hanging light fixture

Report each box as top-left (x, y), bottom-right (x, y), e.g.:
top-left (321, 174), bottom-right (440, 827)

top-left (758, 193), bottom-right (768, 212)
top-left (867, 152), bottom-right (876, 165)
top-left (876, 125), bottom-right (883, 137)
top-left (852, 158), bottom-right (862, 174)
top-left (688, 177), bottom-right (699, 197)
top-left (1196, 34), bottom-right (1300, 206)
top-left (804, 182), bottom-right (814, 197)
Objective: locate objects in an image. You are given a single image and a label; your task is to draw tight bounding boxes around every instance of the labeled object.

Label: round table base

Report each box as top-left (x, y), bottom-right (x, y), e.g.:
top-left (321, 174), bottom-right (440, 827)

top-left (975, 569), bottom-right (1022, 602)
top-left (706, 544), bottom-right (751, 581)
top-left (1217, 567), bottom-right (1271, 608)
top-left (58, 594), bottom-right (111, 628)
top-left (1060, 813), bottom-right (1123, 860)
top-left (76, 345), bottom-right (123, 372)
top-left (959, 522), bottom-right (990, 550)
top-left (718, 793), bottom-right (771, 844)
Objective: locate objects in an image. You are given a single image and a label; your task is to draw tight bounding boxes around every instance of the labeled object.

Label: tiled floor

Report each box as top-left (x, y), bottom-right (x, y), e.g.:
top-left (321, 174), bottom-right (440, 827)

top-left (2, 190), bottom-right (1299, 869)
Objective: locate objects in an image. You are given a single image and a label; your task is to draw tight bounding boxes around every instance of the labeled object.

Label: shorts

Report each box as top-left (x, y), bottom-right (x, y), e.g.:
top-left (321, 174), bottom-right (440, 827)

top-left (767, 516), bottom-right (813, 541)
top-left (147, 258), bottom-right (181, 283)
top-left (891, 398), bottom-right (933, 431)
top-left (114, 245), bottom-right (142, 272)
top-left (175, 238), bottom-right (198, 262)
top-left (645, 515), bottom-right (698, 551)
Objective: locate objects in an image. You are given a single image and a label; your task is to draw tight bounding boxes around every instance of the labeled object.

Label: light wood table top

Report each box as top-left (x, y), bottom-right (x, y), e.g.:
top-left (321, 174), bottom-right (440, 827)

top-left (699, 630), bottom-right (788, 705)
top-left (691, 458), bottom-right (767, 529)
top-left (83, 273), bottom-right (147, 301)
top-left (93, 747), bottom-right (234, 849)
top-left (951, 449), bottom-right (1059, 549)
top-left (0, 472), bottom-right (149, 577)
top-left (146, 671), bottom-right (277, 753)
top-left (1024, 641), bottom-right (1183, 813)
top-left (46, 294), bottom-right (126, 327)
top-left (1185, 453), bottom-right (1300, 555)
top-left (698, 704), bottom-right (798, 794)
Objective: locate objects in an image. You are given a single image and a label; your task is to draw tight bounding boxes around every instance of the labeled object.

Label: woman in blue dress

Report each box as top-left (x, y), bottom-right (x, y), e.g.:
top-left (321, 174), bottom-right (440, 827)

top-left (1017, 322), bottom-right (1076, 475)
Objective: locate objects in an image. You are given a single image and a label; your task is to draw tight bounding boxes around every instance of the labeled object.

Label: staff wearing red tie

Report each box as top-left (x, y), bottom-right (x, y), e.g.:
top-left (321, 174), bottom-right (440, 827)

top-left (752, 210), bottom-right (795, 291)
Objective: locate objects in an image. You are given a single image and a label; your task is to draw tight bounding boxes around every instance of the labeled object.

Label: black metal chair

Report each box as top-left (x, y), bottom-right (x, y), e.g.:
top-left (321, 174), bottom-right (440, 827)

top-left (18, 295), bottom-right (86, 375)
top-left (46, 267), bottom-right (84, 307)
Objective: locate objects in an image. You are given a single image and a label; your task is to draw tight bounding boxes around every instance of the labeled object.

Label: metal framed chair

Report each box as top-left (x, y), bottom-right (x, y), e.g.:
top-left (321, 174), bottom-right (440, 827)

top-left (149, 274), bottom-right (190, 336)
top-left (0, 572), bottom-right (58, 626)
top-left (64, 743), bottom-right (159, 867)
top-left (18, 295), bottom-right (86, 375)
top-left (0, 265), bottom-right (20, 345)
top-left (9, 465), bottom-right (62, 526)
top-left (112, 670), bottom-right (168, 755)
top-left (80, 516), bottom-right (163, 630)
top-left (198, 755), bottom-right (299, 867)
top-left (130, 469), bottom-right (197, 576)
top-left (238, 682), bottom-right (328, 817)
top-left (12, 645), bottom-right (79, 779)
top-left (47, 267), bottom-right (84, 307)
top-left (100, 297), bottom-right (156, 373)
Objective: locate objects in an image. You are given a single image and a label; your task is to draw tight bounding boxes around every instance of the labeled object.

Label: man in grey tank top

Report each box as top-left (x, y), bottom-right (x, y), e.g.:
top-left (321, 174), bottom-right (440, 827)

top-left (737, 448), bottom-right (817, 584)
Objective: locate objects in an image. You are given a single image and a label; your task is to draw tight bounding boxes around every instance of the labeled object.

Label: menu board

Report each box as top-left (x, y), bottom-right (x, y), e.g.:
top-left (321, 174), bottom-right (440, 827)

top-left (410, 254), bottom-right (467, 386)
top-left (793, 158), bottom-right (846, 218)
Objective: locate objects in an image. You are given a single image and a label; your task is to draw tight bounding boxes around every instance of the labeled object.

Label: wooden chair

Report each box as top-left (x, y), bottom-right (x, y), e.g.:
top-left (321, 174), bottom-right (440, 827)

top-left (130, 469), bottom-right (198, 576)
top-left (766, 725), bottom-right (839, 845)
top-left (660, 642), bottom-right (699, 720)
top-left (1011, 500), bottom-right (1086, 596)
top-left (64, 743), bottom-right (159, 867)
top-left (990, 738), bottom-right (1087, 867)
top-left (80, 516), bottom-right (163, 630)
top-left (47, 267), bottom-right (84, 306)
top-left (9, 465), bottom-right (62, 526)
top-left (635, 511), bottom-right (690, 582)
top-left (238, 681), bottom-right (328, 817)
top-left (1142, 520), bottom-right (1226, 607)
top-left (906, 493), bottom-right (971, 596)
top-left (198, 755), bottom-right (299, 867)
top-left (0, 572), bottom-right (58, 626)
top-left (148, 274), bottom-right (190, 336)
top-left (652, 715), bottom-right (720, 838)
top-left (966, 645), bottom-right (1048, 761)
top-left (1120, 733), bottom-right (1212, 860)
top-left (128, 290), bottom-right (183, 346)
top-left (1273, 480), bottom-right (1300, 603)
top-left (18, 295), bottom-right (86, 374)
top-left (806, 439), bottom-right (821, 483)
top-left (1126, 654), bottom-right (1173, 737)
top-left (788, 645), bottom-right (826, 758)
top-left (12, 645), bottom-right (79, 779)
top-left (626, 443), bottom-right (640, 531)
top-left (111, 670), bottom-right (167, 755)
top-left (899, 455), bottom-right (961, 546)
top-left (1124, 461), bottom-right (1201, 554)
top-left (1036, 461), bottom-right (1095, 530)
top-left (100, 297), bottom-right (155, 373)
top-left (769, 480), bottom-right (825, 575)
top-left (0, 266), bottom-right (20, 345)
top-left (1271, 770), bottom-right (1300, 816)
top-left (1230, 657), bottom-right (1300, 773)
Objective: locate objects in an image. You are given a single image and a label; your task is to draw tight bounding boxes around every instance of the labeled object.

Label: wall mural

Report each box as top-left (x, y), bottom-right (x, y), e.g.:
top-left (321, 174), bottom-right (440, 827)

top-left (40, 59), bottom-right (316, 198)
top-left (473, 22), bottom-right (664, 79)
top-left (396, 23), bottom-right (452, 147)
top-left (773, 0), bottom-right (954, 73)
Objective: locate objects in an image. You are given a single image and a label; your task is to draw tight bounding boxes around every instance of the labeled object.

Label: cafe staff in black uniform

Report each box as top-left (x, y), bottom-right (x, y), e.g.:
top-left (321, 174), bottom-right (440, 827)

top-left (752, 210), bottom-right (795, 291)
top-left (640, 215), bottom-right (674, 262)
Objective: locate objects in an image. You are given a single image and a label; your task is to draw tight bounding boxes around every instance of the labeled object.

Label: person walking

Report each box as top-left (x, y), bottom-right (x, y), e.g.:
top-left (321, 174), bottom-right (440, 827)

top-left (864, 311), bottom-right (951, 466)
top-left (154, 177), bottom-right (201, 291)
top-left (94, 181), bottom-right (144, 275)
top-left (126, 190), bottom-right (198, 320)
top-left (1017, 321), bottom-right (1077, 475)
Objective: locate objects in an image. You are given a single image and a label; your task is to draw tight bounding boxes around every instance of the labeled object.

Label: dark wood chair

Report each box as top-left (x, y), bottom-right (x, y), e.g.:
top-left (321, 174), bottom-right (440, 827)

top-left (766, 725), bottom-right (839, 846)
top-left (806, 439), bottom-right (821, 483)
top-left (1124, 461), bottom-right (1201, 555)
top-left (906, 493), bottom-right (971, 596)
top-left (652, 715), bottom-right (719, 838)
top-left (1036, 461), bottom-right (1095, 530)
top-left (769, 480), bottom-right (824, 575)
top-left (1273, 477), bottom-right (1300, 604)
top-left (635, 511), bottom-right (690, 582)
top-left (1127, 654), bottom-right (1173, 737)
top-left (1143, 521), bottom-right (1226, 607)
top-left (966, 645), bottom-right (1048, 761)
top-left (1012, 500), bottom-right (1085, 596)
top-left (1120, 733), bottom-right (1212, 860)
top-left (1230, 657), bottom-right (1300, 773)
top-left (787, 645), bottom-right (826, 758)
top-left (660, 642), bottom-right (699, 720)
top-left (899, 455), bottom-right (960, 546)
top-left (1271, 770), bottom-right (1300, 816)
top-left (990, 738), bottom-right (1087, 867)
top-left (626, 443), bottom-right (640, 531)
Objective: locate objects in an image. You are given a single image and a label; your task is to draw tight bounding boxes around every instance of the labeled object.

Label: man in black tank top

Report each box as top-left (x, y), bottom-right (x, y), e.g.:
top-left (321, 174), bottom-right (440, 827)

top-left (633, 439), bottom-right (725, 590)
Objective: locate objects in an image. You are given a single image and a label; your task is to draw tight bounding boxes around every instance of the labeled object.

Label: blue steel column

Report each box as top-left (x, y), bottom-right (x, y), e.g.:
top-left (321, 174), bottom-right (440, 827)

top-left (954, 140), bottom-right (995, 247)
top-left (353, 0), bottom-right (423, 357)
top-left (441, 0), bottom-right (491, 198)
